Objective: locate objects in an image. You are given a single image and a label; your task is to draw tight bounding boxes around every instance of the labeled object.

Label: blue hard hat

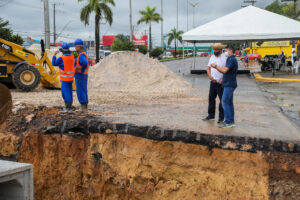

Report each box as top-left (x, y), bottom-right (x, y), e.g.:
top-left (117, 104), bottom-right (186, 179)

top-left (61, 42), bottom-right (70, 50)
top-left (74, 38), bottom-right (84, 46)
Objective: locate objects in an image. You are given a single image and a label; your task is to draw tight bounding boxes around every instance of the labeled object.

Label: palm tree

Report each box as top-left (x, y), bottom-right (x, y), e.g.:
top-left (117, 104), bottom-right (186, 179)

top-left (167, 28), bottom-right (184, 54)
top-left (137, 6), bottom-right (163, 51)
top-left (0, 18), bottom-right (9, 29)
top-left (78, 0), bottom-right (115, 62)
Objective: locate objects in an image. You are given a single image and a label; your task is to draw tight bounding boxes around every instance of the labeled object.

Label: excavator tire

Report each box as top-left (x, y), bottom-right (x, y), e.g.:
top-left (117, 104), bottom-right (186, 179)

top-left (0, 83), bottom-right (12, 125)
top-left (13, 64), bottom-right (41, 91)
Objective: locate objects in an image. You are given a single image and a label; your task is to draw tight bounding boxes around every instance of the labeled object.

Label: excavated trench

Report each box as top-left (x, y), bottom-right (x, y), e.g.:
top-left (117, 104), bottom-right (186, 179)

top-left (1, 105), bottom-right (300, 200)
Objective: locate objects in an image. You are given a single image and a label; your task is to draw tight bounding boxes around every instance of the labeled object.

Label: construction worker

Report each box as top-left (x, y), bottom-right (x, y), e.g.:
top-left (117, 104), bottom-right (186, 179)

top-left (74, 38), bottom-right (89, 111)
top-left (52, 42), bottom-right (75, 113)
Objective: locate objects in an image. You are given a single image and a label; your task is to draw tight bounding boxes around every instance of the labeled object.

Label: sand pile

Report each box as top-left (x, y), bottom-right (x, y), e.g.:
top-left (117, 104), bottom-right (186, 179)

top-left (28, 44), bottom-right (60, 60)
top-left (88, 51), bottom-right (194, 95)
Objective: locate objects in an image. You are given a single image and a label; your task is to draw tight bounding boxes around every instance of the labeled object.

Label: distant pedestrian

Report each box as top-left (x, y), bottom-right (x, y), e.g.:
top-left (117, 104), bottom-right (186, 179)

top-left (292, 50), bottom-right (297, 63)
top-left (211, 45), bottom-right (238, 128)
top-left (203, 43), bottom-right (227, 123)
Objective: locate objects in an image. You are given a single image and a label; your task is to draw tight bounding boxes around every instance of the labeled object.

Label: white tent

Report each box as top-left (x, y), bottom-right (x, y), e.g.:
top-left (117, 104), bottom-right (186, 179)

top-left (183, 6), bottom-right (300, 43)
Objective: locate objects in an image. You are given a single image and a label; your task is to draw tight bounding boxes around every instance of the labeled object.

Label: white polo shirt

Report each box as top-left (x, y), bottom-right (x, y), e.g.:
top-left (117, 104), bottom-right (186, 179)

top-left (208, 53), bottom-right (227, 82)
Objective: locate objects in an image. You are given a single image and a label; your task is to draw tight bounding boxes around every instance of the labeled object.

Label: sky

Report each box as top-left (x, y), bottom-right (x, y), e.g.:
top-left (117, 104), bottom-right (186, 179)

top-left (1, 0), bottom-right (274, 46)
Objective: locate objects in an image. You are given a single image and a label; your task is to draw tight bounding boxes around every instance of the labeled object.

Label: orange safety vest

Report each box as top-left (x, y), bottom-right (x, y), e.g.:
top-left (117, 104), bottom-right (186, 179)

top-left (60, 55), bottom-right (75, 82)
top-left (75, 52), bottom-right (89, 75)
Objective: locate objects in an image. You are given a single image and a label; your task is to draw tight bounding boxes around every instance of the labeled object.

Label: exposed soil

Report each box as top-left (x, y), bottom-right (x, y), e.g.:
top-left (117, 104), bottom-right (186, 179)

top-left (1, 105), bottom-right (300, 199)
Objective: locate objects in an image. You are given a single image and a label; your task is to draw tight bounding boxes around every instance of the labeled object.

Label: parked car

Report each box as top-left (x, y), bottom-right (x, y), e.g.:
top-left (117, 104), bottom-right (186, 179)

top-left (99, 50), bottom-right (111, 59)
top-left (240, 54), bottom-right (262, 61)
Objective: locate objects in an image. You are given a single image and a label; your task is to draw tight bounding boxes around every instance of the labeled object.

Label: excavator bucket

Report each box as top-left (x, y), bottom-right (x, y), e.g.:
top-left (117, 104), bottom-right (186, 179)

top-left (0, 83), bottom-right (12, 125)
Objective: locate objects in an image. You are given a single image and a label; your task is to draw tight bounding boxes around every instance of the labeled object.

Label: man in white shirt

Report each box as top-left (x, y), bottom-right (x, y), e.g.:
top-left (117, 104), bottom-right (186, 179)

top-left (203, 43), bottom-right (227, 123)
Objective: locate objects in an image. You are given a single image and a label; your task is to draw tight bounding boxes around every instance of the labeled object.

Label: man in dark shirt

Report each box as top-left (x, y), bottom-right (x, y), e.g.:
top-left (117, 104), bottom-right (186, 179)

top-left (210, 45), bottom-right (238, 128)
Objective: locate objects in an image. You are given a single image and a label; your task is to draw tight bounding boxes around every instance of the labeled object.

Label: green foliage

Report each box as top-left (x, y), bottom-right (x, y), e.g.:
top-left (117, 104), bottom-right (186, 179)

top-left (79, 0), bottom-right (115, 26)
top-left (136, 45), bottom-right (148, 54)
top-left (265, 0), bottom-right (300, 20)
top-left (111, 38), bottom-right (135, 52)
top-left (137, 6), bottom-right (163, 50)
top-left (167, 28), bottom-right (184, 46)
top-left (79, 0), bottom-right (115, 62)
top-left (116, 34), bottom-right (130, 42)
top-left (150, 48), bottom-right (164, 58)
top-left (0, 18), bottom-right (23, 45)
top-left (167, 28), bottom-right (184, 57)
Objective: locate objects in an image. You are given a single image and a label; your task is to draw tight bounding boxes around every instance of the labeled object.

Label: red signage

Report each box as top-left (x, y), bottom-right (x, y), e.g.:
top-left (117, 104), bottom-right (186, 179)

top-left (102, 35), bottom-right (116, 46)
top-left (133, 32), bottom-right (148, 47)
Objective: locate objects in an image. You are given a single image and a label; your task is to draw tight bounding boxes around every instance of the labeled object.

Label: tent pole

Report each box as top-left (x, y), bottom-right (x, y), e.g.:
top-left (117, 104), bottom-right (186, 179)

top-left (183, 42), bottom-right (185, 59)
top-left (193, 42), bottom-right (196, 70)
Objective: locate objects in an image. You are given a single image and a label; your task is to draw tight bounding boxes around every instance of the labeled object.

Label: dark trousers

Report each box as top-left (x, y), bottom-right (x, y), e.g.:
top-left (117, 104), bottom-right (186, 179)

top-left (208, 81), bottom-right (224, 119)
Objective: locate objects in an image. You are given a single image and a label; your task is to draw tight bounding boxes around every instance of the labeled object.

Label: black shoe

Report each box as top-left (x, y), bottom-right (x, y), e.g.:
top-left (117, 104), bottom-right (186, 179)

top-left (202, 116), bottom-right (215, 121)
top-left (80, 103), bottom-right (88, 112)
top-left (217, 119), bottom-right (224, 123)
top-left (60, 102), bottom-right (72, 113)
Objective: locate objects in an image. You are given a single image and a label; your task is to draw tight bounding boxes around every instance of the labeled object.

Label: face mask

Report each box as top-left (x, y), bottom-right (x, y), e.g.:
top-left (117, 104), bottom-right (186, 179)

top-left (214, 51), bottom-right (220, 56)
top-left (224, 52), bottom-right (229, 57)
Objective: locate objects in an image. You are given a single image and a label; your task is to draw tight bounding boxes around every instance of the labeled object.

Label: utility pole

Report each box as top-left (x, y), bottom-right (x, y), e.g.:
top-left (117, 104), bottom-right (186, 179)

top-left (187, 0), bottom-right (189, 31)
top-left (189, 2), bottom-right (199, 28)
top-left (161, 0), bottom-right (164, 49)
top-left (129, 0), bottom-right (133, 42)
top-left (44, 0), bottom-right (50, 49)
top-left (281, 0), bottom-right (298, 19)
top-left (53, 4), bottom-right (56, 46)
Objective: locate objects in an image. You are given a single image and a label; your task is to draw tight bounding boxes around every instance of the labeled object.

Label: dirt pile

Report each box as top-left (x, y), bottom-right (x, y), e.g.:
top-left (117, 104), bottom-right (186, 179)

top-left (88, 51), bottom-right (195, 94)
top-left (28, 44), bottom-right (59, 60)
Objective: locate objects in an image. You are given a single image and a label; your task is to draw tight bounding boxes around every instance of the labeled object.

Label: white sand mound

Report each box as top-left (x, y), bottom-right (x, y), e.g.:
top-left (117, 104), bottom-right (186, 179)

top-left (28, 44), bottom-right (60, 60)
top-left (88, 51), bottom-right (194, 94)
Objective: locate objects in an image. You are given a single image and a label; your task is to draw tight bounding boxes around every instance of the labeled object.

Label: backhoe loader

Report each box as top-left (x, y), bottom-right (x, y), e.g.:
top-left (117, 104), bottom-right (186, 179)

top-left (0, 38), bottom-right (62, 91)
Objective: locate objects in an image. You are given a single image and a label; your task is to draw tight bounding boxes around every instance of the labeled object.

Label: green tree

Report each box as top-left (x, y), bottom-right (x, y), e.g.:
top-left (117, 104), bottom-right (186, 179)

top-left (0, 18), bottom-right (23, 45)
top-left (265, 0), bottom-right (300, 19)
top-left (115, 34), bottom-right (130, 42)
top-left (150, 48), bottom-right (164, 58)
top-left (111, 38), bottom-right (135, 52)
top-left (137, 6), bottom-right (163, 51)
top-left (136, 45), bottom-right (147, 54)
top-left (167, 28), bottom-right (184, 56)
top-left (78, 0), bottom-right (115, 62)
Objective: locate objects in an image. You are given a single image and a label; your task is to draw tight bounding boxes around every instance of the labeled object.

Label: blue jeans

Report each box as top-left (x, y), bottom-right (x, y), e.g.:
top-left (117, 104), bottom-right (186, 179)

top-left (222, 87), bottom-right (236, 124)
top-left (75, 74), bottom-right (88, 104)
top-left (61, 81), bottom-right (73, 103)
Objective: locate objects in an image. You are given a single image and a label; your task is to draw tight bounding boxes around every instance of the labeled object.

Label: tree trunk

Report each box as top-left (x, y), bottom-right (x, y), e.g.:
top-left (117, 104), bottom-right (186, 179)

top-left (149, 22), bottom-right (152, 52)
top-left (174, 39), bottom-right (177, 58)
top-left (95, 14), bottom-right (100, 63)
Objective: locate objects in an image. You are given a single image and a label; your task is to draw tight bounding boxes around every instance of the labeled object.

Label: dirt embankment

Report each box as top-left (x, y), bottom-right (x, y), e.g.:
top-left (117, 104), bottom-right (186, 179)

top-left (0, 105), bottom-right (300, 200)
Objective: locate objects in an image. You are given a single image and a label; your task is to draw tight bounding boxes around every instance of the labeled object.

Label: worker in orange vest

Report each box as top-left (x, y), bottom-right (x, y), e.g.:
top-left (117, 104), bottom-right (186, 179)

top-left (74, 39), bottom-right (89, 111)
top-left (52, 42), bottom-right (75, 113)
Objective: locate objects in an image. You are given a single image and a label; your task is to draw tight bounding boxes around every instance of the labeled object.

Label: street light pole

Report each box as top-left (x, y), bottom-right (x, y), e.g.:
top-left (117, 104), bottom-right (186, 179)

top-left (44, 0), bottom-right (50, 49)
top-left (161, 0), bottom-right (164, 49)
top-left (187, 0), bottom-right (189, 31)
top-left (189, 2), bottom-right (199, 28)
top-left (129, 0), bottom-right (133, 42)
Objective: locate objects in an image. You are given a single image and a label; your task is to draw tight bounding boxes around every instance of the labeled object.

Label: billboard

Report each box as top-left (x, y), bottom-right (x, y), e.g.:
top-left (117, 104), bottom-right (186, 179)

top-left (102, 35), bottom-right (116, 46)
top-left (133, 31), bottom-right (148, 47)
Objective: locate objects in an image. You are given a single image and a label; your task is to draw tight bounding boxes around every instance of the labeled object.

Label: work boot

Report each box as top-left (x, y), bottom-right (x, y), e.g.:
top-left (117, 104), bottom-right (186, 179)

top-left (80, 103), bottom-right (88, 112)
top-left (60, 102), bottom-right (72, 113)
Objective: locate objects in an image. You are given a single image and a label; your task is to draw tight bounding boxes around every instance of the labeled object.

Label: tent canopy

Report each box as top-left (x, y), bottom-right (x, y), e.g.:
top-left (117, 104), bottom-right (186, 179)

top-left (182, 6), bottom-right (300, 43)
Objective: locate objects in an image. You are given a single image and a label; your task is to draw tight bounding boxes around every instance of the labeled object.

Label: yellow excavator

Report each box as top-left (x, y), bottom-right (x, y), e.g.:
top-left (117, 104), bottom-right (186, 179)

top-left (0, 38), bottom-right (62, 91)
